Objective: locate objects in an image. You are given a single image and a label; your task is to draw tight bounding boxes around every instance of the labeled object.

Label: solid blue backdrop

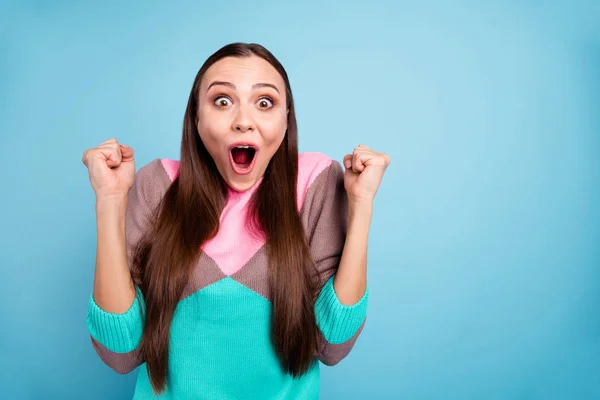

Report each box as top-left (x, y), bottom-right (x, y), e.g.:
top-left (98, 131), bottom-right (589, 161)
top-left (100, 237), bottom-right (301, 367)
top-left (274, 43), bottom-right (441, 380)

top-left (1, 0), bottom-right (599, 399)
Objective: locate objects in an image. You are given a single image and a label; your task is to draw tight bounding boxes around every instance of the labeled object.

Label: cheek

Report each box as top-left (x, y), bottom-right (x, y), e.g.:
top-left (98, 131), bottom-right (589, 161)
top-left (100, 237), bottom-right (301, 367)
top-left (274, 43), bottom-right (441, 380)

top-left (259, 114), bottom-right (287, 144)
top-left (198, 111), bottom-right (229, 149)
top-left (198, 128), bottom-right (227, 168)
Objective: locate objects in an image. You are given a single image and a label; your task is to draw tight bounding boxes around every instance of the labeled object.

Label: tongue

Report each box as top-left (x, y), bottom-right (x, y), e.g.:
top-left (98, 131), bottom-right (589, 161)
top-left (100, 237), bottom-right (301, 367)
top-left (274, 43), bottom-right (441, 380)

top-left (232, 148), bottom-right (252, 166)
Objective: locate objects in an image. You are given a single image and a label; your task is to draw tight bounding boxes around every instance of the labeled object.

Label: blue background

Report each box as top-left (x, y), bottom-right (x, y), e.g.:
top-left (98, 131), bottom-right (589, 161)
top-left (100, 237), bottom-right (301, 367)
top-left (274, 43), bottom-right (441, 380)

top-left (1, 1), bottom-right (599, 399)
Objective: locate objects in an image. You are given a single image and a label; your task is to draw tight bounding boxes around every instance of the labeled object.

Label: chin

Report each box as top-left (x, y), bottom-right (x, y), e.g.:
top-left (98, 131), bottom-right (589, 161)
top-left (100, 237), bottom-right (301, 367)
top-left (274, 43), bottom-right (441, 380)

top-left (227, 181), bottom-right (253, 192)
top-left (224, 174), bottom-right (260, 193)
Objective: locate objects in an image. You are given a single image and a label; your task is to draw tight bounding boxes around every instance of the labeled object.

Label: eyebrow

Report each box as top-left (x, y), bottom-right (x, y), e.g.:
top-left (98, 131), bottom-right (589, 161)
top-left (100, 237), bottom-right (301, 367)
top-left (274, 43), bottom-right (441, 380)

top-left (206, 81), bottom-right (280, 94)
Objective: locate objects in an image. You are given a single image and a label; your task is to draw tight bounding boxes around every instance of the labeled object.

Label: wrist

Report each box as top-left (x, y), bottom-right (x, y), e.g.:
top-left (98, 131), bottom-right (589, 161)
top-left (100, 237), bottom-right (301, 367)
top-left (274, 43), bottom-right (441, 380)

top-left (96, 194), bottom-right (128, 214)
top-left (348, 196), bottom-right (373, 214)
top-left (347, 198), bottom-right (373, 230)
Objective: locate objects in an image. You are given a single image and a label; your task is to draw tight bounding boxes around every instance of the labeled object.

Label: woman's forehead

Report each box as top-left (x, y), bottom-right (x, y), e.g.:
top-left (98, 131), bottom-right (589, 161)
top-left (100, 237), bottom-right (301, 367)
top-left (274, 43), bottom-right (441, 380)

top-left (201, 55), bottom-right (285, 92)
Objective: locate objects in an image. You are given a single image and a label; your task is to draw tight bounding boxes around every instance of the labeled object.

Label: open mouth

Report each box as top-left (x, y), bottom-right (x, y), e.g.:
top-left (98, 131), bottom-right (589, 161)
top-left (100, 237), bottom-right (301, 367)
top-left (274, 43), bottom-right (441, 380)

top-left (229, 144), bottom-right (258, 175)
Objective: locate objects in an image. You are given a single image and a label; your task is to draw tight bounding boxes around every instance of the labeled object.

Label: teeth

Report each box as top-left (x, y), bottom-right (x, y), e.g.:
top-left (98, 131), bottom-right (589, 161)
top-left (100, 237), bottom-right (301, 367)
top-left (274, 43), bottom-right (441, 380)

top-left (236, 146), bottom-right (251, 149)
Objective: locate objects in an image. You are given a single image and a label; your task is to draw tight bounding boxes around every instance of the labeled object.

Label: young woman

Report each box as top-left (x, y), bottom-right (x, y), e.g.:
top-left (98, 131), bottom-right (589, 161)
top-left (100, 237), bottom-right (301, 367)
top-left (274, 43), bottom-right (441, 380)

top-left (82, 42), bottom-right (390, 399)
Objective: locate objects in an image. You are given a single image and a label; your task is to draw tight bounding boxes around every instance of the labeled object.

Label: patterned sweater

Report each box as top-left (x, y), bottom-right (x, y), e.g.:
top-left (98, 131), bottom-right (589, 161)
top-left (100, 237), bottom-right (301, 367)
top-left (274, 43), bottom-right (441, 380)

top-left (86, 152), bottom-right (369, 399)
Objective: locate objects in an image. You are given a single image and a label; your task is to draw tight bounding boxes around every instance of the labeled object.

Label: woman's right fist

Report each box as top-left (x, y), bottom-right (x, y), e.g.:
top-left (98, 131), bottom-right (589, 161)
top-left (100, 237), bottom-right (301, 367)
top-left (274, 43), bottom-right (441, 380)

top-left (82, 138), bottom-right (136, 198)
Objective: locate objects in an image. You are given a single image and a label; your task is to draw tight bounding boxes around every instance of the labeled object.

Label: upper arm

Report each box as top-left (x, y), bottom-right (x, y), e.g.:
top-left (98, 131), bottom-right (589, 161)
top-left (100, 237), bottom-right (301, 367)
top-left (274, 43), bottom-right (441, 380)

top-left (125, 158), bottom-right (173, 284)
top-left (300, 158), bottom-right (348, 287)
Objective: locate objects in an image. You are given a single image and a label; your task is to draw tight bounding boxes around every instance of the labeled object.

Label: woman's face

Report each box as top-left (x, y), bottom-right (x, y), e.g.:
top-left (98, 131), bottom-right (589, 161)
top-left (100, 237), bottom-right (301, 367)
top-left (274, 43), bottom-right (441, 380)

top-left (197, 55), bottom-right (288, 192)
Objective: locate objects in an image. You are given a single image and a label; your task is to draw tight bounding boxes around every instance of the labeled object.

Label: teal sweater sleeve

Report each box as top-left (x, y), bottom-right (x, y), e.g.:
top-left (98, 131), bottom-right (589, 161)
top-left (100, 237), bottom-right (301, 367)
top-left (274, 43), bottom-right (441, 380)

top-left (86, 287), bottom-right (146, 353)
top-left (315, 275), bottom-right (368, 344)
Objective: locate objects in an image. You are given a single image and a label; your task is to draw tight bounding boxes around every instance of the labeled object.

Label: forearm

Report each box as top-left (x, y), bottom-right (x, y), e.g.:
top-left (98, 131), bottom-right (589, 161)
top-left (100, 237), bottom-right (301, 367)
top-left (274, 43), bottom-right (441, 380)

top-left (333, 199), bottom-right (372, 305)
top-left (94, 195), bottom-right (137, 313)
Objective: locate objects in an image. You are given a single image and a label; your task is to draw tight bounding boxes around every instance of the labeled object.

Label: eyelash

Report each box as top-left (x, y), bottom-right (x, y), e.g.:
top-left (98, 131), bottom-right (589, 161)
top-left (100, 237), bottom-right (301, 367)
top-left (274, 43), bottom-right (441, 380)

top-left (213, 95), bottom-right (275, 109)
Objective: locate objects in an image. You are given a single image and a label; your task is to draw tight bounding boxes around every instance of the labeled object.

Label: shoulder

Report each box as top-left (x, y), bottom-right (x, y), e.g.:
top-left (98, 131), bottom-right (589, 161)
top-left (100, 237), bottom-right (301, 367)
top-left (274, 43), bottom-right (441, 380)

top-left (297, 152), bottom-right (344, 210)
top-left (131, 158), bottom-right (177, 208)
top-left (298, 152), bottom-right (342, 187)
top-left (135, 158), bottom-right (178, 184)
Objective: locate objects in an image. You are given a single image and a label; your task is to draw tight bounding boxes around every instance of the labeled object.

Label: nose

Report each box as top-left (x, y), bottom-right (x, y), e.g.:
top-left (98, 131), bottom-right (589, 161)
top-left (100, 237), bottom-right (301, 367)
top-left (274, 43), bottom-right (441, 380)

top-left (232, 105), bottom-right (255, 133)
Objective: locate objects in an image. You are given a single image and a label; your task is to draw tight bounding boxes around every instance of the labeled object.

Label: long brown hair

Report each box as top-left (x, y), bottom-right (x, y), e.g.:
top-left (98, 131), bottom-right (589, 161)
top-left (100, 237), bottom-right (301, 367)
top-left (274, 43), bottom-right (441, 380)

top-left (132, 43), bottom-right (319, 394)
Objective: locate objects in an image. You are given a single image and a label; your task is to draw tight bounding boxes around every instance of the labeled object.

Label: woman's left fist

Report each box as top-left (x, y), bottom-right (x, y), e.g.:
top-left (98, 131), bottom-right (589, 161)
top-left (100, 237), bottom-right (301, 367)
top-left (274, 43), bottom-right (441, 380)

top-left (343, 144), bottom-right (391, 203)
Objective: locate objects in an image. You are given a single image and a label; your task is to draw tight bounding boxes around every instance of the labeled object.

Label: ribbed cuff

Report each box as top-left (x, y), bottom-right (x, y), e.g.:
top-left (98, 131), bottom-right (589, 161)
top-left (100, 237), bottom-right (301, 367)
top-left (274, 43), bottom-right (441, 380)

top-left (86, 287), bottom-right (145, 353)
top-left (315, 275), bottom-right (368, 344)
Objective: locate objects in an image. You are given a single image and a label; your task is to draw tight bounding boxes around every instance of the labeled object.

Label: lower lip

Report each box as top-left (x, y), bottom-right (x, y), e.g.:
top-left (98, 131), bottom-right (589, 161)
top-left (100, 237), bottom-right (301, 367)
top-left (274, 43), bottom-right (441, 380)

top-left (228, 149), bottom-right (258, 175)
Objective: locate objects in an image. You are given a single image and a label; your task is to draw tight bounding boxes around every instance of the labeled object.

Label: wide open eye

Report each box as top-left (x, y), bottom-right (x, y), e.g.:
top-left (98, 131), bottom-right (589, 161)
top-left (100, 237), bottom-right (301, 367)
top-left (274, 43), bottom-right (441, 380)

top-left (257, 97), bottom-right (274, 109)
top-left (214, 96), bottom-right (232, 107)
